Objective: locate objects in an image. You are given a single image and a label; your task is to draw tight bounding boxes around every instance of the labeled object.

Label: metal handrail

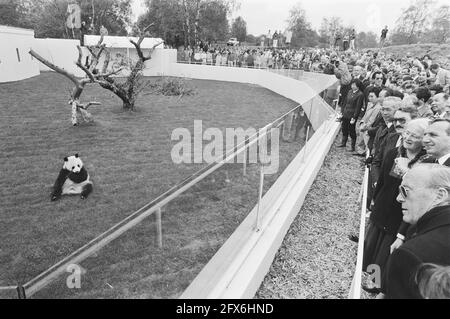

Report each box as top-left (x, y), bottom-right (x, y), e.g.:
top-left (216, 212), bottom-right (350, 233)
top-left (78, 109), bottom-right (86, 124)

top-left (348, 151), bottom-right (370, 299)
top-left (175, 59), bottom-right (308, 72)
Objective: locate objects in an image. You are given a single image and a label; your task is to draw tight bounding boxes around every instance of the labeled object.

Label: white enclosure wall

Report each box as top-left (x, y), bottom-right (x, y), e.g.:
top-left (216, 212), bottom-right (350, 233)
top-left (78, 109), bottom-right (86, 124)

top-left (0, 25), bottom-right (40, 83)
top-left (166, 63), bottom-right (337, 130)
top-left (33, 38), bottom-right (85, 77)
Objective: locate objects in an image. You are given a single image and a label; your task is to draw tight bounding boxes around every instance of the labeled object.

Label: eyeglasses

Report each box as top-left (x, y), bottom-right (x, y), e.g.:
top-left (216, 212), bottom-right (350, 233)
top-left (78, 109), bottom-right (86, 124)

top-left (375, 77), bottom-right (383, 80)
top-left (393, 118), bottom-right (407, 124)
top-left (399, 185), bottom-right (409, 199)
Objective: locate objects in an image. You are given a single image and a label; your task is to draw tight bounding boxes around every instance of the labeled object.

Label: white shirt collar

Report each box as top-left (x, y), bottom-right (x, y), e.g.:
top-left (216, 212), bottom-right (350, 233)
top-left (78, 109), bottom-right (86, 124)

top-left (438, 153), bottom-right (450, 165)
top-left (396, 136), bottom-right (402, 148)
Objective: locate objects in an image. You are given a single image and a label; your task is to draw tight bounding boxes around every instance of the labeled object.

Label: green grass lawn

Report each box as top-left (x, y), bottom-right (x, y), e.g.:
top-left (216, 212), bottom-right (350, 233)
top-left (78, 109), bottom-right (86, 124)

top-left (0, 72), bottom-right (306, 298)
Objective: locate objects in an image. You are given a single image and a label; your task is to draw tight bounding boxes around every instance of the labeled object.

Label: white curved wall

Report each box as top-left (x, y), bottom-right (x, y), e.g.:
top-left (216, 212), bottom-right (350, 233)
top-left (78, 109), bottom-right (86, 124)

top-left (0, 26), bottom-right (40, 83)
top-left (33, 38), bottom-right (86, 77)
top-left (163, 62), bottom-right (337, 130)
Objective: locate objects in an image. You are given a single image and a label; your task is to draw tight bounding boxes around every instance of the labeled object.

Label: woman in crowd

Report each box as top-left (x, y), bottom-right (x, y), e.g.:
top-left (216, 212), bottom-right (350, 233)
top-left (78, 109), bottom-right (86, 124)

top-left (338, 78), bottom-right (365, 151)
top-left (355, 88), bottom-right (381, 156)
top-left (363, 118), bottom-right (429, 293)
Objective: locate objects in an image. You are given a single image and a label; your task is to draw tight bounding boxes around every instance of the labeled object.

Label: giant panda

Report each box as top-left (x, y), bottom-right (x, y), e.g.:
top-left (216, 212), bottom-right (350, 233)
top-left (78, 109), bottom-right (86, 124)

top-left (51, 154), bottom-right (93, 201)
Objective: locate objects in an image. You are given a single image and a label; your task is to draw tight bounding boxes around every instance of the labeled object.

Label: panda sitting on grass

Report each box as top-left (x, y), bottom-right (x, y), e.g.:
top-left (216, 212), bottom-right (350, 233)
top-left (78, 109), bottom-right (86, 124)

top-left (51, 154), bottom-right (93, 201)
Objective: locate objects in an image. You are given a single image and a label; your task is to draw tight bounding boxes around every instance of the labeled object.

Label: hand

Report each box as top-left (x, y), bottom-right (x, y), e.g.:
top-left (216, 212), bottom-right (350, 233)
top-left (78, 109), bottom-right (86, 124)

top-left (376, 293), bottom-right (386, 299)
top-left (390, 238), bottom-right (404, 254)
top-left (350, 118), bottom-right (356, 125)
top-left (51, 195), bottom-right (59, 202)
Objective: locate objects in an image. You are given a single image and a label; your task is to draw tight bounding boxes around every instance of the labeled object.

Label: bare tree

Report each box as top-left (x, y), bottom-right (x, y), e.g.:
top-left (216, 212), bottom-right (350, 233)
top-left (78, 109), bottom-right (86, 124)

top-left (29, 37), bottom-right (104, 126)
top-left (182, 0), bottom-right (192, 46)
top-left (29, 28), bottom-right (162, 125)
top-left (90, 26), bottom-right (162, 110)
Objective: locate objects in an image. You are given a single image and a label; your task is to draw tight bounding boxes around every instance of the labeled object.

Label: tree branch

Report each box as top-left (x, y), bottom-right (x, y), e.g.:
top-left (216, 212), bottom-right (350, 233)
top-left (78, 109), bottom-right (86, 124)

top-left (130, 38), bottom-right (164, 62)
top-left (76, 58), bottom-right (96, 83)
top-left (29, 49), bottom-right (80, 88)
top-left (102, 50), bottom-right (111, 74)
top-left (101, 67), bottom-right (125, 78)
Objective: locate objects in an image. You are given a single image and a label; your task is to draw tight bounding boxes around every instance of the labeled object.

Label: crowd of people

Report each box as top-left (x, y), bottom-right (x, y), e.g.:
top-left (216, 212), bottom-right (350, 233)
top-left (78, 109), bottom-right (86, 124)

top-left (180, 41), bottom-right (450, 298)
top-left (180, 44), bottom-right (314, 70)
top-left (328, 49), bottom-right (450, 299)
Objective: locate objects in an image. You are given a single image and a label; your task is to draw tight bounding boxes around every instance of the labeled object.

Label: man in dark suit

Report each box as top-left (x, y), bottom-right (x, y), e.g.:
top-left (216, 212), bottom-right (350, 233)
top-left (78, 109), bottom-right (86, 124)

top-left (370, 97), bottom-right (402, 185)
top-left (383, 164), bottom-right (450, 299)
top-left (422, 119), bottom-right (450, 166)
top-left (364, 71), bottom-right (384, 107)
top-left (371, 106), bottom-right (419, 182)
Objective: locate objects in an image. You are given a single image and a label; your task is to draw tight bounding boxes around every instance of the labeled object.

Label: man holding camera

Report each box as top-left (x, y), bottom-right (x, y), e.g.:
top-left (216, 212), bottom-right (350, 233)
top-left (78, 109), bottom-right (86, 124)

top-left (331, 55), bottom-right (352, 109)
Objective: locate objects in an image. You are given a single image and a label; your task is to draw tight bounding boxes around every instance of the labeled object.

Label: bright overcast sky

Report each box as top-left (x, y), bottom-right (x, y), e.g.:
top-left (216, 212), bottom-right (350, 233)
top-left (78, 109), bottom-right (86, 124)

top-left (131, 0), bottom-right (447, 36)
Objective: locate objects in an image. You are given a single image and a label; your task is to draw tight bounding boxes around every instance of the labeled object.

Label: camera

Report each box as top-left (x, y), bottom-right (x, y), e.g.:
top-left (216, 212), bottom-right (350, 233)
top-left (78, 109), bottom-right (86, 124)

top-left (331, 59), bottom-right (340, 67)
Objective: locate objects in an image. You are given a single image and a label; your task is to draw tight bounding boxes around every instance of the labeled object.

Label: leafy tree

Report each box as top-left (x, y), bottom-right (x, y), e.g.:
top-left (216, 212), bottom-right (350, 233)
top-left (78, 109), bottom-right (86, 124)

top-left (136, 0), bottom-right (185, 46)
top-left (287, 2), bottom-right (319, 48)
top-left (19, 0), bottom-right (132, 39)
top-left (198, 0), bottom-right (229, 42)
top-left (356, 31), bottom-right (378, 49)
top-left (393, 0), bottom-right (435, 44)
top-left (318, 16), bottom-right (344, 47)
top-left (137, 0), bottom-right (236, 47)
top-left (0, 0), bottom-right (21, 27)
top-left (231, 16), bottom-right (246, 42)
top-left (245, 34), bottom-right (256, 45)
top-left (429, 5), bottom-right (450, 43)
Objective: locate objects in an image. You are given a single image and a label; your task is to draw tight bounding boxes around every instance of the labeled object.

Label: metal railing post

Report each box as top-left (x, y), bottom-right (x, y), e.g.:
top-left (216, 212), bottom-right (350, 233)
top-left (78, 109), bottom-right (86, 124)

top-left (243, 142), bottom-right (247, 177)
top-left (255, 164), bottom-right (264, 232)
top-left (155, 208), bottom-right (163, 248)
top-left (302, 125), bottom-right (310, 163)
top-left (17, 285), bottom-right (26, 299)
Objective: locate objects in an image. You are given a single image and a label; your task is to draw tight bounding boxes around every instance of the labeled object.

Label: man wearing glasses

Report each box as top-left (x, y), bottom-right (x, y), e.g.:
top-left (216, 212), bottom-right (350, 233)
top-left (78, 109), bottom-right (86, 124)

top-left (382, 164), bottom-right (450, 299)
top-left (371, 106), bottom-right (418, 183)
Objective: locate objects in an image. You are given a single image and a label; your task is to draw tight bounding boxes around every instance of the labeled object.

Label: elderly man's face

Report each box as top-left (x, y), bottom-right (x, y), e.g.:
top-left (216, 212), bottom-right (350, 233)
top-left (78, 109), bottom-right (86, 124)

top-left (423, 121), bottom-right (450, 158)
top-left (381, 101), bottom-right (397, 122)
top-left (431, 94), bottom-right (448, 114)
top-left (352, 66), bottom-right (361, 78)
top-left (397, 170), bottom-right (439, 225)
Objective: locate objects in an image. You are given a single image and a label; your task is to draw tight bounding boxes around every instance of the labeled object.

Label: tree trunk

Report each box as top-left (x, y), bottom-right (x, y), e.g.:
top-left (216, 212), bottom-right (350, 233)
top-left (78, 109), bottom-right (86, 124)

top-left (122, 100), bottom-right (134, 110)
top-left (194, 0), bottom-right (201, 45)
top-left (182, 0), bottom-right (191, 47)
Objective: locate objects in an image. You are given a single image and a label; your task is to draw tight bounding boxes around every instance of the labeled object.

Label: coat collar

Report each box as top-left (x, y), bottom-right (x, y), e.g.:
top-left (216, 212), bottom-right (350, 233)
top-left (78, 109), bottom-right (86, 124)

top-left (413, 205), bottom-right (450, 237)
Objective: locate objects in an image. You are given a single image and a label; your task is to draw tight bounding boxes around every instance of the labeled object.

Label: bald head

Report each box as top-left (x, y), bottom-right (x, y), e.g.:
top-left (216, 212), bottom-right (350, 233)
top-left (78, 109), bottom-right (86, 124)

top-left (405, 164), bottom-right (450, 190)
